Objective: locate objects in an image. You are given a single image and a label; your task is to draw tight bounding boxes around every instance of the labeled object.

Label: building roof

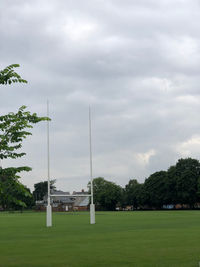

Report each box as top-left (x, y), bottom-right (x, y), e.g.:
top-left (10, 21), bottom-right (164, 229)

top-left (41, 190), bottom-right (89, 206)
top-left (78, 197), bottom-right (89, 207)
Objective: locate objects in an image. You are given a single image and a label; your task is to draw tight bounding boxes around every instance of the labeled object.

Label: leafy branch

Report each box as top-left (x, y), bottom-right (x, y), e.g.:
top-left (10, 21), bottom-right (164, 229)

top-left (0, 64), bottom-right (27, 85)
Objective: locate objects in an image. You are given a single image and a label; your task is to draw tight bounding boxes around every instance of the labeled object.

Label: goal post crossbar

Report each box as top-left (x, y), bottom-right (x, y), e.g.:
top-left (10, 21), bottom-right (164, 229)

top-left (50, 194), bottom-right (91, 197)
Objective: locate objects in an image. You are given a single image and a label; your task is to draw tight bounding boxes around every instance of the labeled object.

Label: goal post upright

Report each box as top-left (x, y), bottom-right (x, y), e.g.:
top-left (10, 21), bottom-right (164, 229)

top-left (89, 106), bottom-right (95, 224)
top-left (46, 100), bottom-right (52, 227)
top-left (45, 104), bottom-right (94, 227)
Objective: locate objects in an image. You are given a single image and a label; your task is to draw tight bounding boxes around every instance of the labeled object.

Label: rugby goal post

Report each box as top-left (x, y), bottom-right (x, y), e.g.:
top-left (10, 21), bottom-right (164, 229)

top-left (46, 102), bottom-right (95, 227)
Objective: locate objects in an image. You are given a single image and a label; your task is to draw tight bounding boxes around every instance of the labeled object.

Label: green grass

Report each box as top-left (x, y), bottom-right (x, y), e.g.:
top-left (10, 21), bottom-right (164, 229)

top-left (0, 211), bottom-right (200, 267)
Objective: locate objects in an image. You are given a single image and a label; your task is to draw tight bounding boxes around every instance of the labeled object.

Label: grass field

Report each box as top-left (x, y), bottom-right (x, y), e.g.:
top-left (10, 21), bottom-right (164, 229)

top-left (0, 211), bottom-right (200, 267)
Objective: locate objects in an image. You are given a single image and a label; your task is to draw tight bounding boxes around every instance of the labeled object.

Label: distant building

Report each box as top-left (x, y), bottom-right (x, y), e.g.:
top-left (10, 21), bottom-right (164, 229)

top-left (35, 189), bottom-right (89, 211)
top-left (73, 189), bottom-right (90, 211)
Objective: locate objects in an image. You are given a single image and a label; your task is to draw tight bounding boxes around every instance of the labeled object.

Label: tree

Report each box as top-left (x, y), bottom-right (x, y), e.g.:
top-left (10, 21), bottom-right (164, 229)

top-left (124, 179), bottom-right (143, 209)
top-left (0, 107), bottom-right (49, 210)
top-left (0, 168), bottom-right (33, 210)
top-left (33, 180), bottom-right (56, 201)
top-left (18, 186), bottom-right (35, 210)
top-left (0, 65), bottom-right (49, 210)
top-left (144, 171), bottom-right (168, 208)
top-left (0, 107), bottom-right (50, 210)
top-left (0, 64), bottom-right (27, 85)
top-left (90, 177), bottom-right (122, 211)
top-left (168, 158), bottom-right (200, 207)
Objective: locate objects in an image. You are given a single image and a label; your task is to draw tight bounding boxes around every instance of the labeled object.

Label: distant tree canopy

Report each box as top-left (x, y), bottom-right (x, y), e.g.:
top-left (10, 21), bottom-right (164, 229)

top-left (89, 177), bottom-right (122, 211)
top-left (143, 171), bottom-right (168, 208)
top-left (123, 158), bottom-right (200, 209)
top-left (33, 180), bottom-right (56, 201)
top-left (124, 179), bottom-right (144, 208)
top-left (87, 158), bottom-right (200, 211)
top-left (168, 158), bottom-right (200, 206)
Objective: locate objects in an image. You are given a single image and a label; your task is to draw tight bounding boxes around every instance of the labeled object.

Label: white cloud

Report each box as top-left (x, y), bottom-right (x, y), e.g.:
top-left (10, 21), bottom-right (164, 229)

top-left (62, 18), bottom-right (97, 41)
top-left (176, 135), bottom-right (200, 157)
top-left (136, 149), bottom-right (156, 165)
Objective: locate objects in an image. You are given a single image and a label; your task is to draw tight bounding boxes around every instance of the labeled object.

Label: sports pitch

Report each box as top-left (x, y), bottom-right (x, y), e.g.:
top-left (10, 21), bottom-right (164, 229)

top-left (0, 211), bottom-right (200, 267)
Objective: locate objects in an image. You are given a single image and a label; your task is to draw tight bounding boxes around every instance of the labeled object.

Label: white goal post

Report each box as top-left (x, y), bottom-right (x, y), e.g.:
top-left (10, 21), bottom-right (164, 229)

top-left (46, 102), bottom-right (95, 227)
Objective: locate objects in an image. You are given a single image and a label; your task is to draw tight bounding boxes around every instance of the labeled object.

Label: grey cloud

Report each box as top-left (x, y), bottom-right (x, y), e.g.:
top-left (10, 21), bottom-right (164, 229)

top-left (1, 0), bottom-right (200, 191)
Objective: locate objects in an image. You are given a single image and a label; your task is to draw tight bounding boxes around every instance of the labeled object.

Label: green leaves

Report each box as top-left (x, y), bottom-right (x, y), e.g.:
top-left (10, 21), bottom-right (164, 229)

top-left (124, 179), bottom-right (144, 208)
top-left (0, 64), bottom-right (27, 85)
top-left (33, 180), bottom-right (56, 201)
top-left (0, 106), bottom-right (50, 160)
top-left (0, 64), bottom-right (49, 210)
top-left (90, 177), bottom-right (122, 210)
top-left (0, 168), bottom-right (32, 209)
top-left (124, 158), bottom-right (200, 209)
top-left (0, 106), bottom-right (49, 210)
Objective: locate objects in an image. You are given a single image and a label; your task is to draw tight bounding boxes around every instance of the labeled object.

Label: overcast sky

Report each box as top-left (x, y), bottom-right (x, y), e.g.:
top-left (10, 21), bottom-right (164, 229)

top-left (1, 0), bottom-right (200, 192)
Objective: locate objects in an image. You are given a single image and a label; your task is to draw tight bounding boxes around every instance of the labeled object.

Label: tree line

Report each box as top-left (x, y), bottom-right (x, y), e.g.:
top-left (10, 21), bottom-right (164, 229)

top-left (2, 157), bottom-right (200, 211)
top-left (31, 157), bottom-right (200, 211)
top-left (92, 158), bottom-right (200, 210)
